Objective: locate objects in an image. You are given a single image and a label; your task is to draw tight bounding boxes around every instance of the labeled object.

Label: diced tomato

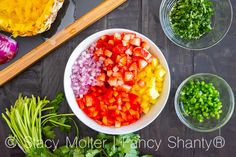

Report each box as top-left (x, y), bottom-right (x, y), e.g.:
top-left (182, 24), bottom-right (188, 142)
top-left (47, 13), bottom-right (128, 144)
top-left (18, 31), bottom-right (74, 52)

top-left (145, 52), bottom-right (152, 61)
top-left (95, 48), bottom-right (103, 55)
top-left (85, 95), bottom-right (94, 107)
top-left (107, 77), bottom-right (118, 86)
top-left (77, 98), bottom-right (85, 109)
top-left (133, 47), bottom-right (149, 58)
top-left (122, 40), bottom-right (129, 46)
top-left (97, 73), bottom-right (106, 81)
top-left (95, 120), bottom-right (103, 125)
top-left (140, 49), bottom-right (149, 57)
top-left (108, 40), bottom-right (114, 46)
top-left (115, 121), bottom-right (121, 127)
top-left (100, 35), bottom-right (109, 41)
top-left (96, 39), bottom-right (108, 49)
top-left (113, 91), bottom-right (119, 97)
top-left (141, 41), bottom-right (150, 50)
top-left (102, 116), bottom-right (108, 125)
top-left (104, 49), bottom-right (113, 57)
top-left (112, 65), bottom-right (119, 72)
top-left (122, 85), bottom-right (132, 91)
top-left (125, 48), bottom-right (132, 55)
top-left (130, 37), bottom-right (141, 46)
top-left (99, 56), bottom-right (106, 61)
top-left (138, 59), bottom-right (148, 70)
top-left (112, 44), bottom-right (127, 54)
top-left (104, 58), bottom-right (114, 66)
top-left (108, 105), bottom-right (117, 110)
top-left (105, 89), bottom-right (113, 98)
top-left (113, 72), bottom-right (122, 78)
top-left (126, 55), bottom-right (133, 66)
top-left (96, 81), bottom-right (104, 86)
top-left (109, 97), bottom-right (116, 103)
top-left (117, 97), bottom-right (122, 105)
top-left (115, 55), bottom-right (121, 63)
top-left (129, 62), bottom-right (138, 71)
top-left (129, 93), bottom-right (138, 102)
top-left (92, 111), bottom-right (99, 117)
top-left (114, 33), bottom-right (122, 40)
top-left (123, 33), bottom-right (136, 41)
top-left (147, 56), bottom-right (154, 63)
top-left (119, 56), bottom-right (127, 65)
top-left (124, 72), bottom-right (134, 81)
top-left (129, 109), bottom-right (136, 116)
top-left (107, 70), bottom-right (113, 77)
top-left (121, 92), bottom-right (129, 98)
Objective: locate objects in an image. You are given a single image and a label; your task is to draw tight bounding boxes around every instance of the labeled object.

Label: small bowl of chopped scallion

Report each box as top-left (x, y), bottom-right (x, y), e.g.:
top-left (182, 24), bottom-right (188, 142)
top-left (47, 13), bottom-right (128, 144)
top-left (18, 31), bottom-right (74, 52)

top-left (160, 0), bottom-right (233, 50)
top-left (175, 73), bottom-right (234, 132)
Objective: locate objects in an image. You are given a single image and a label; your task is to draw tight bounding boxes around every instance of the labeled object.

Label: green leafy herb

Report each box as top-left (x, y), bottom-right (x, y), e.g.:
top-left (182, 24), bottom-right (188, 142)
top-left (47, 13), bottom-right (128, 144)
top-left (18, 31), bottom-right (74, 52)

top-left (2, 93), bottom-right (75, 156)
top-left (53, 133), bottom-right (153, 157)
top-left (2, 94), bottom-right (153, 157)
top-left (169, 0), bottom-right (214, 39)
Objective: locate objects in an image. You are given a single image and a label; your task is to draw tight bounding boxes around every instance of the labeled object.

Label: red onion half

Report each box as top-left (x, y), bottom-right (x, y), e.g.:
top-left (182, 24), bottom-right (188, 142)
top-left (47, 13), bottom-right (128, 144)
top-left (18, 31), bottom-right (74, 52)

top-left (0, 33), bottom-right (18, 64)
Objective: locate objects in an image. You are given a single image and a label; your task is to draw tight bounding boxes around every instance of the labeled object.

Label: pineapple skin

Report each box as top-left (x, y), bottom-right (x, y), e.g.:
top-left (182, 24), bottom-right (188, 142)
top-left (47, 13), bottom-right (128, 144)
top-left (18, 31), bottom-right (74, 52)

top-left (0, 0), bottom-right (64, 37)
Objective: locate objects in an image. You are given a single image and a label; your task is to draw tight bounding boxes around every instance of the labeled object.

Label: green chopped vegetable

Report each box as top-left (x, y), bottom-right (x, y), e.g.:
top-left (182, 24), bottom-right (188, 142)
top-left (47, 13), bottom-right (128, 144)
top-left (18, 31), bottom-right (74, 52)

top-left (180, 80), bottom-right (222, 122)
top-left (169, 0), bottom-right (214, 40)
top-left (2, 93), bottom-right (154, 157)
top-left (2, 93), bottom-right (75, 156)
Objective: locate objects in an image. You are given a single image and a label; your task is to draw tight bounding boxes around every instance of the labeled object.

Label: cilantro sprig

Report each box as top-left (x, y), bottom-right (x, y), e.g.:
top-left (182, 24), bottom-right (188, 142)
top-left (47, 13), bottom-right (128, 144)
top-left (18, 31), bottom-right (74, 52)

top-left (169, 0), bottom-right (214, 40)
top-left (53, 133), bottom-right (153, 157)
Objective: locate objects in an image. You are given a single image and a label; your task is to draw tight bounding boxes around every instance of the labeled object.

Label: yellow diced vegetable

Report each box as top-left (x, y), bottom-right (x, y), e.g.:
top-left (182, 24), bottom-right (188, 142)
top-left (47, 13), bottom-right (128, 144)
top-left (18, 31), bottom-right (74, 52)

top-left (131, 58), bottom-right (166, 114)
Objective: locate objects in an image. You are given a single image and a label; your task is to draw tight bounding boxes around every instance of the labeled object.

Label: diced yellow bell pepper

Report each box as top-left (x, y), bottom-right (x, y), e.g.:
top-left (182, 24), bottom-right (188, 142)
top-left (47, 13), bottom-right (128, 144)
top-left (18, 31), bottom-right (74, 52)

top-left (131, 57), bottom-right (166, 114)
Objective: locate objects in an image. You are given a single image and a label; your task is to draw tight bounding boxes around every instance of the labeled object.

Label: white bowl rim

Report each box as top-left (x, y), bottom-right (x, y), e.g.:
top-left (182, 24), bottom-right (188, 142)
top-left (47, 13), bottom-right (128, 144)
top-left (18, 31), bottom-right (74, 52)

top-left (64, 28), bottom-right (171, 134)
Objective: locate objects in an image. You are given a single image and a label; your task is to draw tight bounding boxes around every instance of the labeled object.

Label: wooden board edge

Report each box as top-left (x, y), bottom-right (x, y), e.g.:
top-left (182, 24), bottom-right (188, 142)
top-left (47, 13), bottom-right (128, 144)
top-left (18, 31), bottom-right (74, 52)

top-left (0, 0), bottom-right (126, 86)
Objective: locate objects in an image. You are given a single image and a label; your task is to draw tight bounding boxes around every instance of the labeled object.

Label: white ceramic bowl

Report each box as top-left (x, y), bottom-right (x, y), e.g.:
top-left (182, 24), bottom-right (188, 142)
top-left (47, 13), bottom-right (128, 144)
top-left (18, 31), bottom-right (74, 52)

top-left (64, 28), bottom-right (171, 134)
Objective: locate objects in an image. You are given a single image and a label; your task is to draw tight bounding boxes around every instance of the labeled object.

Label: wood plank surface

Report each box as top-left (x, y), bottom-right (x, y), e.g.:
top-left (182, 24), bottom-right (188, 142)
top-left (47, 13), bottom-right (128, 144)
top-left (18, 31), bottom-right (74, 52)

top-left (0, 0), bottom-right (236, 156)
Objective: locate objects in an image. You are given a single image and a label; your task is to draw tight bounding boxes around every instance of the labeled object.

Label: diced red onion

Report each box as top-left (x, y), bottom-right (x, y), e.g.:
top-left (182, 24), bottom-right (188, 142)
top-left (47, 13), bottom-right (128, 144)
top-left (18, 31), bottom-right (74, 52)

top-left (0, 33), bottom-right (18, 64)
top-left (71, 46), bottom-right (102, 97)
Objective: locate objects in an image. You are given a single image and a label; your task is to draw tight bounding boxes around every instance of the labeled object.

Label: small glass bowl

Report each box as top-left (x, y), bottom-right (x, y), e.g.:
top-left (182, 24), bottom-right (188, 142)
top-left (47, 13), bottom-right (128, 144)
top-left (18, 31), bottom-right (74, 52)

top-left (160, 0), bottom-right (233, 50)
top-left (175, 73), bottom-right (235, 132)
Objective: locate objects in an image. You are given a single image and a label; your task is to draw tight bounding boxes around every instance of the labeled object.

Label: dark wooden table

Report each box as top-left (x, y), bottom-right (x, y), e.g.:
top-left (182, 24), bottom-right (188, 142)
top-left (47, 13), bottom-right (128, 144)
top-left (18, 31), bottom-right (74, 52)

top-left (1, 0), bottom-right (236, 156)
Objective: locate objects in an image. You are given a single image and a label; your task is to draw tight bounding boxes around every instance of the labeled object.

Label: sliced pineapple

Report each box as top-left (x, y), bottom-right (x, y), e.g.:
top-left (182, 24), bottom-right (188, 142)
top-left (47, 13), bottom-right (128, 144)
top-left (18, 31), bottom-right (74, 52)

top-left (0, 0), bottom-right (64, 37)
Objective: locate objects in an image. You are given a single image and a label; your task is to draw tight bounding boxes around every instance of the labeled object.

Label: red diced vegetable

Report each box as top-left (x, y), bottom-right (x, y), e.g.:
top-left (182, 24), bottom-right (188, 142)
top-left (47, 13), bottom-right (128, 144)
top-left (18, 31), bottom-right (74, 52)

top-left (124, 72), bottom-right (134, 81)
top-left (138, 59), bottom-right (148, 70)
top-left (130, 37), bottom-right (141, 46)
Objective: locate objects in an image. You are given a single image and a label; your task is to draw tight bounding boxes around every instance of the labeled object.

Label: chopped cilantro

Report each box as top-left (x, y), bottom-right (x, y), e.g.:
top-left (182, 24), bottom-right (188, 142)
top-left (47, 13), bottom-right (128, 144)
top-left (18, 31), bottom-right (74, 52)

top-left (169, 0), bottom-right (214, 40)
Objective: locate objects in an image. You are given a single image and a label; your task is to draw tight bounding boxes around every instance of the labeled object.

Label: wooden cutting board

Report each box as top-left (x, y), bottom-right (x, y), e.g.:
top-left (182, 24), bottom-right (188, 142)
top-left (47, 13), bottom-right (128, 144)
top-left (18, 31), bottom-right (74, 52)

top-left (0, 0), bottom-right (126, 86)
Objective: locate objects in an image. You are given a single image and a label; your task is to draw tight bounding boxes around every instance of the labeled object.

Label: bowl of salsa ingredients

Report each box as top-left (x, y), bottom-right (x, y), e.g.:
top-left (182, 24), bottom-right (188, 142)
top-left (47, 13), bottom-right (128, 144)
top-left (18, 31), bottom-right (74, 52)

top-left (175, 73), bottom-right (234, 132)
top-left (64, 29), bottom-right (170, 134)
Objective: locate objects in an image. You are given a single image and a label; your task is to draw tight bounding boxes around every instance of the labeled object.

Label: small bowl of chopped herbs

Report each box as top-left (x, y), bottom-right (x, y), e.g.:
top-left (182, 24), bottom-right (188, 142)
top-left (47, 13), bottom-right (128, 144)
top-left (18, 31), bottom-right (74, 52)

top-left (175, 73), bottom-right (234, 132)
top-left (160, 0), bottom-right (233, 50)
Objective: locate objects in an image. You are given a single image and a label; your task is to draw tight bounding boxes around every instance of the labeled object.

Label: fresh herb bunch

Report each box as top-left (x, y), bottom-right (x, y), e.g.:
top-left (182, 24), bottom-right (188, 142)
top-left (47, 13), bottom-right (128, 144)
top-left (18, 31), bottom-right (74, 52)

top-left (2, 93), bottom-right (75, 156)
top-left (169, 0), bottom-right (214, 40)
top-left (54, 133), bottom-right (153, 157)
top-left (180, 81), bottom-right (222, 122)
top-left (2, 93), bottom-right (153, 157)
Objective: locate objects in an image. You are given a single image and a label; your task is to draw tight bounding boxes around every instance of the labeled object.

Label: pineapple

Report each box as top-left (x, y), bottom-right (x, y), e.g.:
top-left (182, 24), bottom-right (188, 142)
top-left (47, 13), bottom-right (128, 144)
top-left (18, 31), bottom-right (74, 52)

top-left (0, 0), bottom-right (64, 37)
